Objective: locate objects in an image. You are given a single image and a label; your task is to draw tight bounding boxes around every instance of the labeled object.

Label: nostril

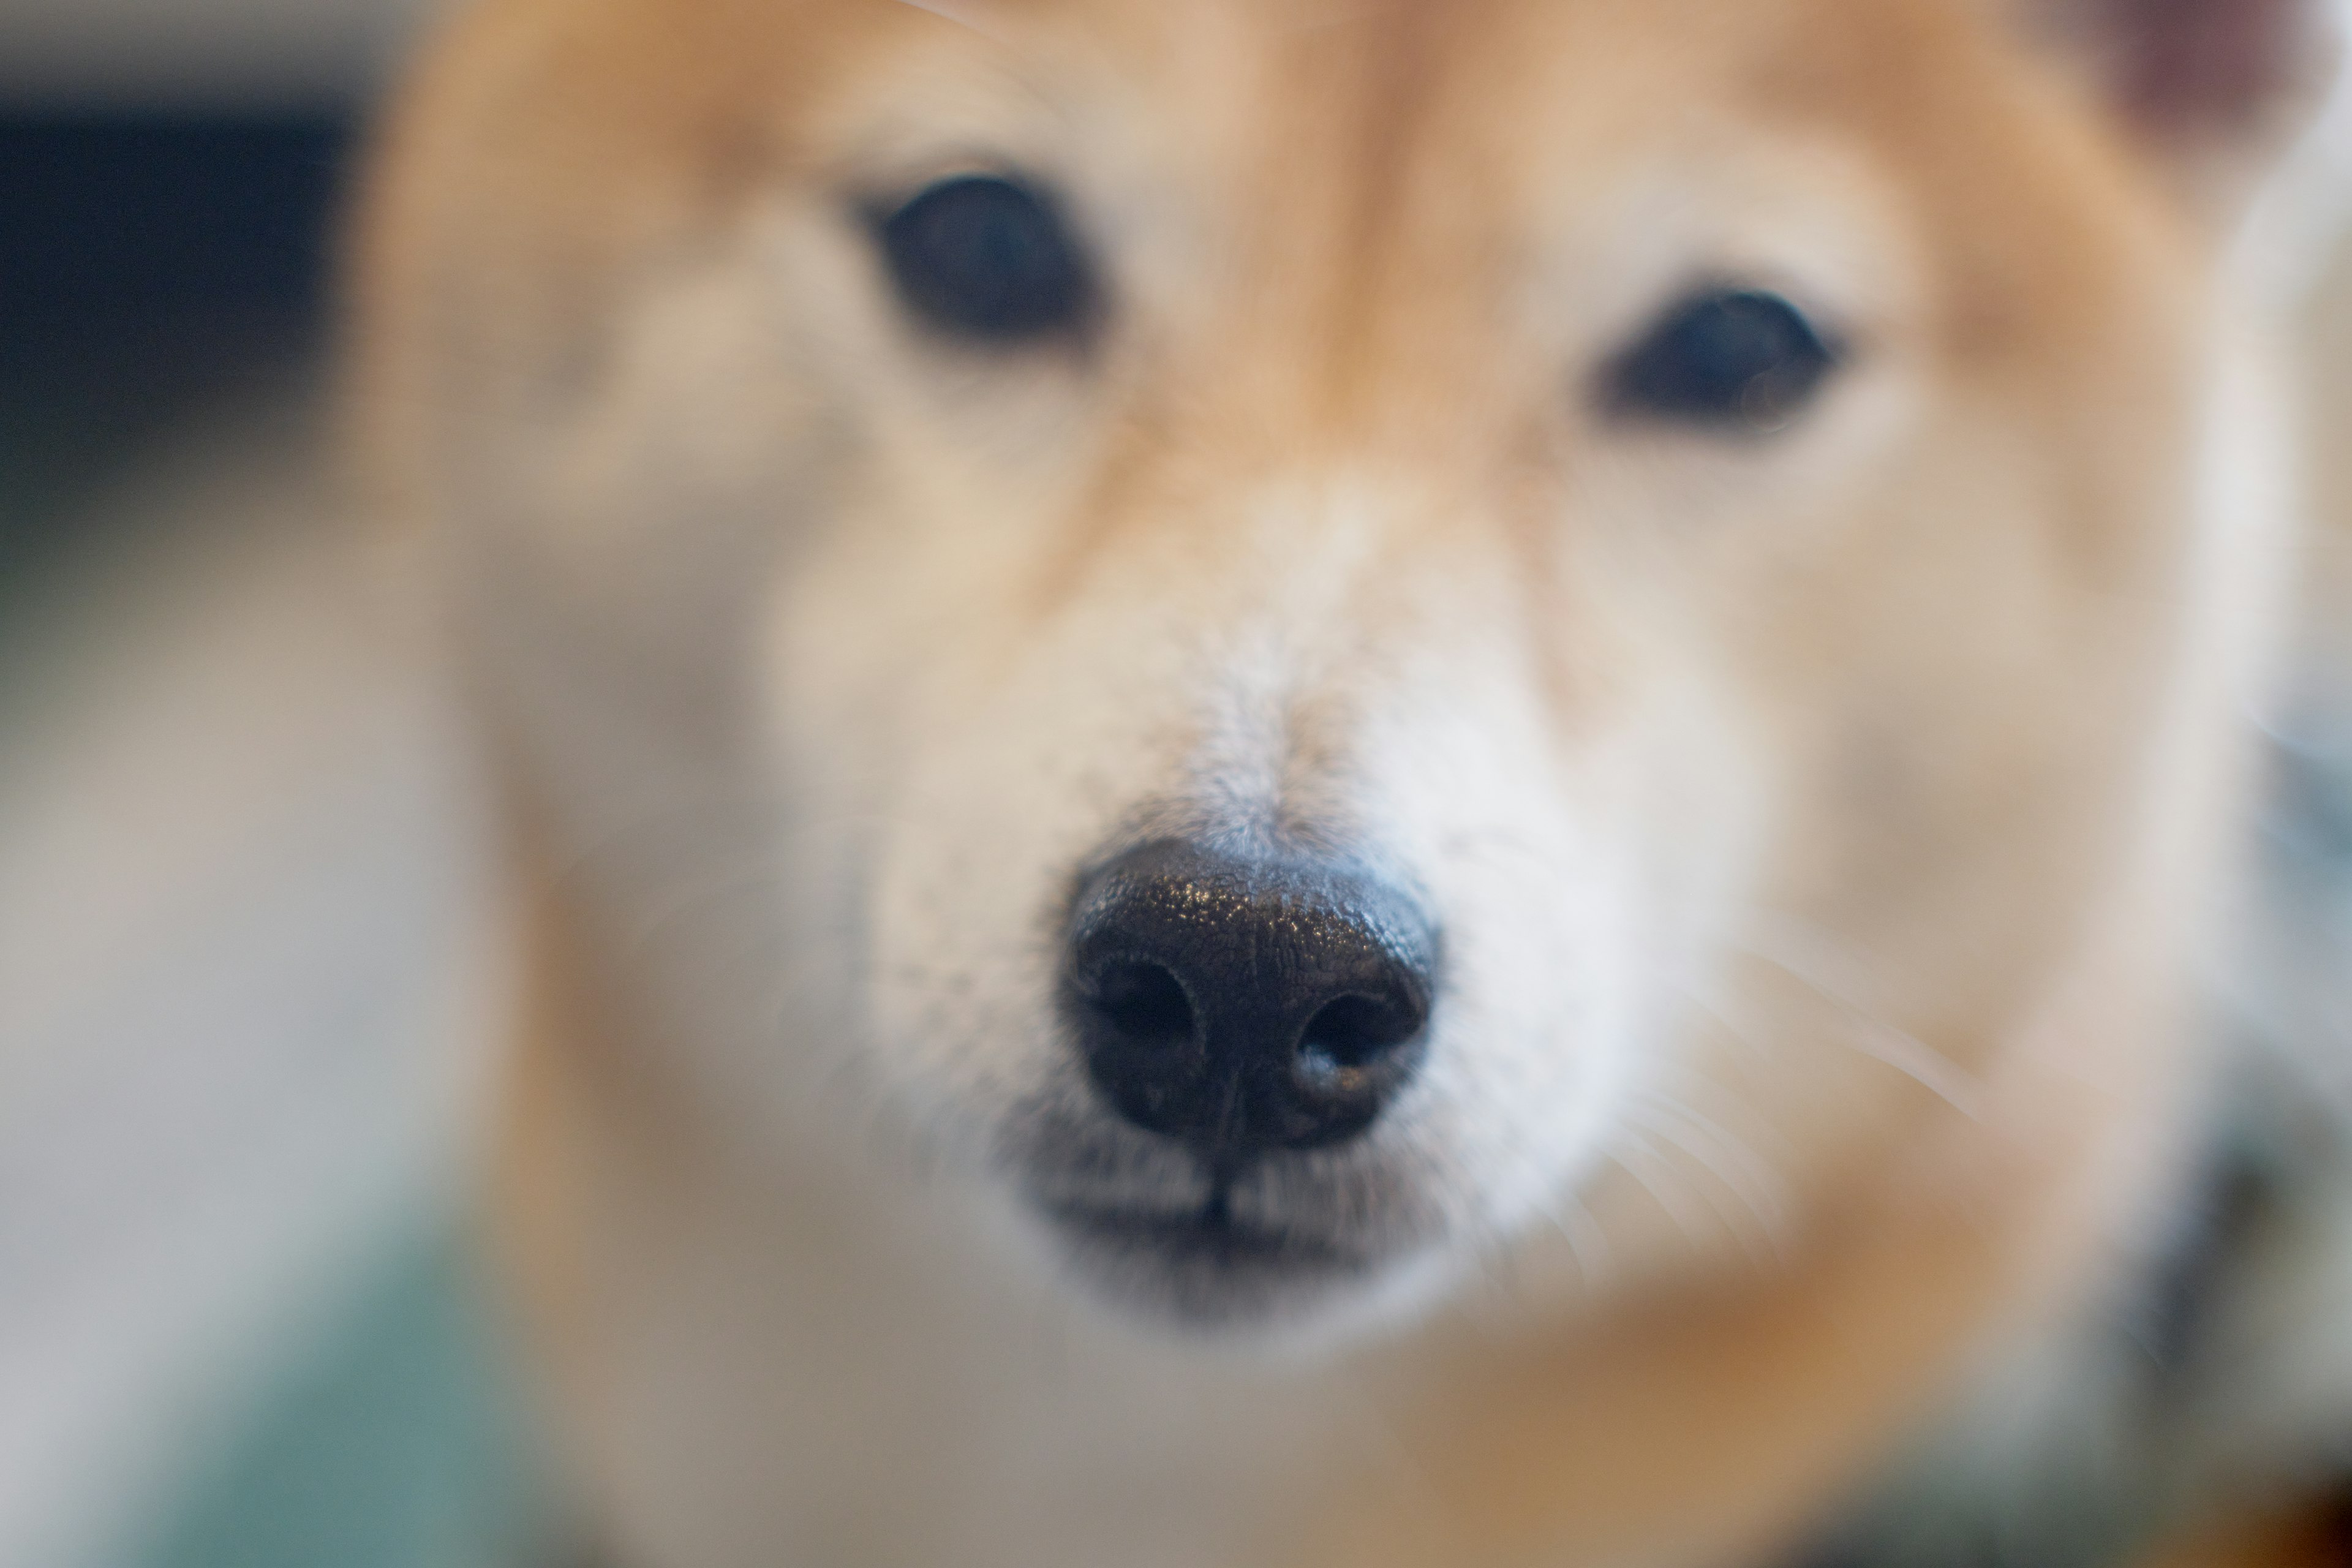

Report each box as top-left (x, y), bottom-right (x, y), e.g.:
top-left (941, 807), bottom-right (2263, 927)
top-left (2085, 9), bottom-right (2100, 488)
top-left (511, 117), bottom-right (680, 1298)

top-left (1090, 960), bottom-right (1196, 1048)
top-left (1297, 993), bottom-right (1422, 1073)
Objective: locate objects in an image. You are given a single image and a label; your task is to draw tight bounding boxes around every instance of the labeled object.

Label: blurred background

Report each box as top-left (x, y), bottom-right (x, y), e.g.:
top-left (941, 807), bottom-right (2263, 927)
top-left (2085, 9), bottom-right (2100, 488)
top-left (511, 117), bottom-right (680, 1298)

top-left (1, 5), bottom-right (2350, 1568)
top-left (1, 4), bottom-right (542, 1567)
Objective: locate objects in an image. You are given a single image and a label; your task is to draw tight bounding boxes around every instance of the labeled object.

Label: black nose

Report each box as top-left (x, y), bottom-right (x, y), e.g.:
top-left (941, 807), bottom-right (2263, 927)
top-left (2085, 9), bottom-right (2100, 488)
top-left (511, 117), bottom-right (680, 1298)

top-left (1063, 839), bottom-right (1438, 1164)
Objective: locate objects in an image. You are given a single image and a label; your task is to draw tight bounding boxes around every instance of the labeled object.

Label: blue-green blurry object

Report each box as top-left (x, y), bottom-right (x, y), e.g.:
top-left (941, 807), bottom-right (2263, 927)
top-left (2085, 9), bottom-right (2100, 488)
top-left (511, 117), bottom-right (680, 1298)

top-left (127, 1220), bottom-right (550, 1568)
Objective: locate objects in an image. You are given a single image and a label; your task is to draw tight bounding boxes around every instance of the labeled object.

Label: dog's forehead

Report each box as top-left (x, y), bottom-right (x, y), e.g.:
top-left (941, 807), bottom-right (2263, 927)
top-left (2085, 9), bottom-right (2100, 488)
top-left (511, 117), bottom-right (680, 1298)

top-left (781, 0), bottom-right (2157, 326)
top-left (390, 0), bottom-right (2192, 453)
top-left (426, 0), bottom-right (2158, 284)
top-left (800, 0), bottom-right (1974, 177)
top-left (481, 0), bottom-right (2032, 204)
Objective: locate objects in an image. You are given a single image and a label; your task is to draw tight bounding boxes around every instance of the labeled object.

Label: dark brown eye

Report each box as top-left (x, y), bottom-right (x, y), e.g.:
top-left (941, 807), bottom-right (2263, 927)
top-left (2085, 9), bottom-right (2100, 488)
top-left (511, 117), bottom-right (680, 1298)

top-left (1605, 288), bottom-right (1841, 432)
top-left (872, 174), bottom-right (1095, 344)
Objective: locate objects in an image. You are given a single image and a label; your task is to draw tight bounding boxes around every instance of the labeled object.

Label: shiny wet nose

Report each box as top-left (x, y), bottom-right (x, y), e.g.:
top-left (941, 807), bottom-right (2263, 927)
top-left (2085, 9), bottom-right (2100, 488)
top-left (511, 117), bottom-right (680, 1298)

top-left (1063, 839), bottom-right (1438, 1163)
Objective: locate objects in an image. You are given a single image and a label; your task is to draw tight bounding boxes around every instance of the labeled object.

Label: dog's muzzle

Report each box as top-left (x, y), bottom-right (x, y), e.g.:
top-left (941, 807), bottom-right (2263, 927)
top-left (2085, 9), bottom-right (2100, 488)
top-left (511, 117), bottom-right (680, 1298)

top-left (1023, 839), bottom-right (1444, 1321)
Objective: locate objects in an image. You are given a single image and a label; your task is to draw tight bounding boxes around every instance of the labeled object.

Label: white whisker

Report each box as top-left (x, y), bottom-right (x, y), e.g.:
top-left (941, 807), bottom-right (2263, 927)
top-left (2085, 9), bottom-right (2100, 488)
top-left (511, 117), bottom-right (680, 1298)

top-left (1540, 1189), bottom-right (1614, 1293)
top-left (888, 0), bottom-right (1008, 42)
top-left (1626, 1102), bottom-right (1788, 1267)
top-left (1730, 914), bottom-right (1988, 1121)
top-left (1605, 1138), bottom-right (1710, 1253)
top-left (1629, 1090), bottom-right (1792, 1248)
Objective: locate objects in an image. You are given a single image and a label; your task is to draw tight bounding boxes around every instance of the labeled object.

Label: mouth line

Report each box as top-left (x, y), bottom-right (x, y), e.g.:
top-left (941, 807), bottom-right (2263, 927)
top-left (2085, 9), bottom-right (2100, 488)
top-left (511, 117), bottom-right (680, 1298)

top-left (1042, 1189), bottom-right (1363, 1273)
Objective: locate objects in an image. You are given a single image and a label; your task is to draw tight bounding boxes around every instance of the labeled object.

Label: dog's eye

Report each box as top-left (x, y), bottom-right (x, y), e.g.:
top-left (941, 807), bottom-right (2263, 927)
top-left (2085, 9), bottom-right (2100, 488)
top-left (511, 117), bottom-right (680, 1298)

top-left (873, 175), bottom-right (1093, 344)
top-left (1605, 288), bottom-right (1840, 432)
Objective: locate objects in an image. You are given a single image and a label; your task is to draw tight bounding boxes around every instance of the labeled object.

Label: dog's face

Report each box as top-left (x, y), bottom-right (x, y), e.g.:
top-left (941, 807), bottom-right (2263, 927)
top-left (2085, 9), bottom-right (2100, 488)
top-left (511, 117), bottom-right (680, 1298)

top-left (371, 0), bottom-right (2272, 1335)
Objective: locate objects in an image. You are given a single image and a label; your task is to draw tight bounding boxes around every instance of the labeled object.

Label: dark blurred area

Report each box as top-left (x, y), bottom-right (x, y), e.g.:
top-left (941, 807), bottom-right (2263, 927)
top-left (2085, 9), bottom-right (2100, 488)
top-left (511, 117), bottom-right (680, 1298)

top-left (0, 114), bottom-right (349, 587)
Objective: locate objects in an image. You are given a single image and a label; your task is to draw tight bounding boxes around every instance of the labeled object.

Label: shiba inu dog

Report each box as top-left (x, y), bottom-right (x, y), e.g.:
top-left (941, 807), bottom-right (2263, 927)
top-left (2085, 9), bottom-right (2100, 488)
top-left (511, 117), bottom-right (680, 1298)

top-left (353, 0), bottom-right (2352, 1562)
